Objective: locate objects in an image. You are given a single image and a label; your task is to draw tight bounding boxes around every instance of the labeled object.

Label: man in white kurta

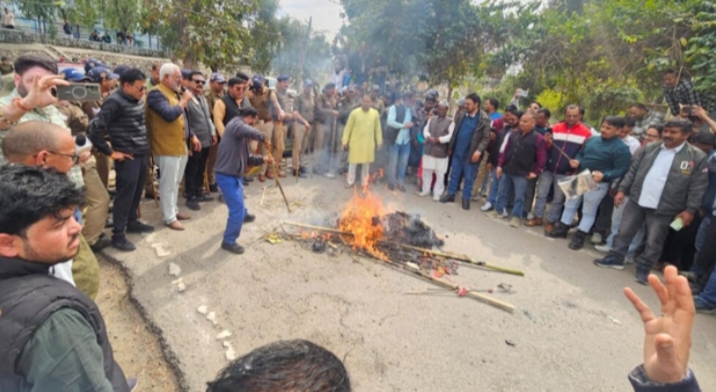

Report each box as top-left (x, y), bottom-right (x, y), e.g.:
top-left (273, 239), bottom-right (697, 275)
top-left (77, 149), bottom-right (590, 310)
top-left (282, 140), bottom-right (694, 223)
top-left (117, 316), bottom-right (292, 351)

top-left (342, 95), bottom-right (383, 187)
top-left (420, 100), bottom-right (455, 201)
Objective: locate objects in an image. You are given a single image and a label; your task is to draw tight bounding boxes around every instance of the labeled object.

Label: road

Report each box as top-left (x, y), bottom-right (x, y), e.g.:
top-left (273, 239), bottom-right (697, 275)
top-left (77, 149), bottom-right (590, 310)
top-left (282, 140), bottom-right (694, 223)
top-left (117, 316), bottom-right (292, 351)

top-left (104, 175), bottom-right (716, 391)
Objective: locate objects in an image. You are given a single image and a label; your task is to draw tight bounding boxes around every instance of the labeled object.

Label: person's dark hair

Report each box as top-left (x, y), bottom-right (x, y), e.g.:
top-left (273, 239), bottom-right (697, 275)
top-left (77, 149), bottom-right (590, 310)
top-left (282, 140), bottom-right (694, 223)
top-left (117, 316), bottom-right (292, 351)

top-left (520, 112), bottom-right (537, 120)
top-left (623, 117), bottom-right (636, 128)
top-left (487, 98), bottom-right (499, 111)
top-left (579, 106), bottom-right (586, 116)
top-left (537, 108), bottom-right (551, 118)
top-left (531, 101), bottom-right (542, 108)
top-left (0, 165), bottom-right (85, 236)
top-left (120, 68), bottom-right (146, 86)
top-left (630, 103), bottom-right (647, 111)
top-left (505, 105), bottom-right (521, 117)
top-left (602, 116), bottom-right (626, 129)
top-left (206, 340), bottom-right (351, 392)
top-left (691, 131), bottom-right (715, 146)
top-left (648, 124), bottom-right (664, 136)
top-left (239, 107), bottom-right (258, 118)
top-left (1, 121), bottom-right (63, 162)
top-left (1, 56), bottom-right (8, 61)
top-left (664, 69), bottom-right (676, 76)
top-left (664, 119), bottom-right (693, 134)
top-left (402, 91), bottom-right (414, 100)
top-left (235, 72), bottom-right (250, 81)
top-left (564, 104), bottom-right (580, 113)
top-left (188, 71), bottom-right (203, 81)
top-left (465, 92), bottom-right (481, 105)
top-left (227, 77), bottom-right (244, 87)
top-left (14, 54), bottom-right (57, 75)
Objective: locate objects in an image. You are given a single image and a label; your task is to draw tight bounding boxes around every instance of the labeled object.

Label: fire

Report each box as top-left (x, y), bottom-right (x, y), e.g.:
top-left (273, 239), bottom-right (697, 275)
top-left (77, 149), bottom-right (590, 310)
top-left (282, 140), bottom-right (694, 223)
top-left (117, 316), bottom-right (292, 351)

top-left (338, 188), bottom-right (388, 259)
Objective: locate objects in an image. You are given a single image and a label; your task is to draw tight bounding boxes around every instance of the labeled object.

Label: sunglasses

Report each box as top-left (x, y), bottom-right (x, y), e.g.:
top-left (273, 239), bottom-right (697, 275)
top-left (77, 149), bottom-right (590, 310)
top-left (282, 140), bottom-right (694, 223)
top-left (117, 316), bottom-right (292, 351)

top-left (192, 80), bottom-right (206, 85)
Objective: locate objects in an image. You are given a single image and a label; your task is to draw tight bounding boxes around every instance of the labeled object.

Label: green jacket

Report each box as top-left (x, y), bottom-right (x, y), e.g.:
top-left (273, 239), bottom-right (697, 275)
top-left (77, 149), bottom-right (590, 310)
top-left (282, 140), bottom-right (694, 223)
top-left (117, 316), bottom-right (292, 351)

top-left (620, 141), bottom-right (708, 216)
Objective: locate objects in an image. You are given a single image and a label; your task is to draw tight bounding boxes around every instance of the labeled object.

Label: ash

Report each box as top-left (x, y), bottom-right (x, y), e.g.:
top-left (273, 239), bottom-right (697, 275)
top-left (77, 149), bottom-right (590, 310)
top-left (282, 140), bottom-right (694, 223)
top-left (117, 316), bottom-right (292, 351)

top-left (381, 212), bottom-right (444, 248)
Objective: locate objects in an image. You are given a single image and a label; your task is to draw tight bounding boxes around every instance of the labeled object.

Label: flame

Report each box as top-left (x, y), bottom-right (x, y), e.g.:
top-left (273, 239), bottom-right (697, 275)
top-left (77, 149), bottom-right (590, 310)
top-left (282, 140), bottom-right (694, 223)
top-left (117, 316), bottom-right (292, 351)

top-left (338, 188), bottom-right (388, 259)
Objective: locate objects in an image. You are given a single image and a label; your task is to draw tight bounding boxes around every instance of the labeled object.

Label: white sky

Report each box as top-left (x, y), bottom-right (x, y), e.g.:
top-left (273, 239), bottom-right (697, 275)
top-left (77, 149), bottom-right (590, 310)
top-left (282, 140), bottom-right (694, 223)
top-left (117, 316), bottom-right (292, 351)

top-left (278, 0), bottom-right (345, 38)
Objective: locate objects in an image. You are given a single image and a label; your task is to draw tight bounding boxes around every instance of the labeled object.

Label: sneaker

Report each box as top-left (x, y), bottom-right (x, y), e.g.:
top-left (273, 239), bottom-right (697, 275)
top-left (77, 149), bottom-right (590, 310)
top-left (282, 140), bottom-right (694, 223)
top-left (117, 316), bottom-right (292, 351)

top-left (694, 296), bottom-right (716, 313)
top-left (324, 172), bottom-right (336, 179)
top-left (417, 190), bottom-right (430, 197)
top-left (624, 256), bottom-right (635, 264)
top-left (244, 213), bottom-right (256, 223)
top-left (196, 195), bottom-right (214, 203)
top-left (591, 232), bottom-right (603, 245)
top-left (690, 282), bottom-right (703, 296)
top-left (480, 202), bottom-right (493, 212)
top-left (568, 230), bottom-right (587, 250)
top-left (594, 244), bottom-right (611, 253)
top-left (680, 271), bottom-right (697, 282)
top-left (568, 226), bottom-right (579, 234)
top-left (634, 268), bottom-right (650, 285)
top-left (90, 238), bottom-right (111, 253)
top-left (432, 196), bottom-right (440, 202)
top-left (186, 199), bottom-right (201, 211)
top-left (527, 212), bottom-right (535, 220)
top-left (509, 217), bottom-right (520, 228)
top-left (221, 242), bottom-right (245, 254)
top-left (548, 222), bottom-right (569, 238)
top-left (593, 256), bottom-right (625, 270)
top-left (486, 210), bottom-right (503, 219)
top-left (111, 237), bottom-right (136, 252)
top-left (439, 194), bottom-right (455, 203)
top-left (126, 221), bottom-right (154, 234)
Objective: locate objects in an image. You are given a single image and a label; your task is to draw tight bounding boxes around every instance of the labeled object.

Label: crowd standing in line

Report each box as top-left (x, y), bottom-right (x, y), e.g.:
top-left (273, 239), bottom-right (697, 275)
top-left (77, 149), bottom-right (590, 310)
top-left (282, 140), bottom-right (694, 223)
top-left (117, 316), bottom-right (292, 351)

top-left (0, 52), bottom-right (713, 390)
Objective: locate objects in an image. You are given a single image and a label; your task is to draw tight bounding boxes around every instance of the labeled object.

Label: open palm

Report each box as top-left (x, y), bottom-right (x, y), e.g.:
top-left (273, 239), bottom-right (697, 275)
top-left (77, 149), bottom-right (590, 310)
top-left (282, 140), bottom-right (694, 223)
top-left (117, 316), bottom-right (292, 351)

top-left (624, 266), bottom-right (694, 384)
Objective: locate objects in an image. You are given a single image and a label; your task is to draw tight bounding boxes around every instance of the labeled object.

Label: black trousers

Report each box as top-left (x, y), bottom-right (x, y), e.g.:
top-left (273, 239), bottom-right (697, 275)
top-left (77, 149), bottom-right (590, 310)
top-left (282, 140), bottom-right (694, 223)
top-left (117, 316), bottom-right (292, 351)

top-left (593, 192), bottom-right (615, 235)
top-left (113, 155), bottom-right (147, 239)
top-left (693, 216), bottom-right (716, 286)
top-left (185, 147), bottom-right (210, 199)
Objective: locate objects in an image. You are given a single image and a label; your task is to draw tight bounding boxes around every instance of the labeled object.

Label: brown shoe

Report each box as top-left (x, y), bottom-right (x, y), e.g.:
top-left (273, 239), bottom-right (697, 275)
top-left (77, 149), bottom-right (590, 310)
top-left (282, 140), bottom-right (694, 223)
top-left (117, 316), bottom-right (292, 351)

top-left (526, 217), bottom-right (543, 227)
top-left (258, 174), bottom-right (266, 182)
top-left (176, 213), bottom-right (191, 221)
top-left (166, 221), bottom-right (185, 231)
top-left (544, 222), bottom-right (555, 234)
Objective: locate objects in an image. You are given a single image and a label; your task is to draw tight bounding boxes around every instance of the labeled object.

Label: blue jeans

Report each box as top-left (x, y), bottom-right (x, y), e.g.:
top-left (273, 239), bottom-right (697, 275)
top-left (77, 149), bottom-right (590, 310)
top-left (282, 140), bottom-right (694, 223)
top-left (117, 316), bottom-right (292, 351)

top-left (533, 171), bottom-right (568, 223)
top-left (447, 155), bottom-right (479, 200)
top-left (487, 168), bottom-right (500, 205)
top-left (699, 268), bottom-right (716, 306)
top-left (216, 173), bottom-right (247, 245)
top-left (387, 142), bottom-right (411, 186)
top-left (606, 195), bottom-right (644, 256)
top-left (561, 183), bottom-right (610, 232)
top-left (495, 174), bottom-right (528, 218)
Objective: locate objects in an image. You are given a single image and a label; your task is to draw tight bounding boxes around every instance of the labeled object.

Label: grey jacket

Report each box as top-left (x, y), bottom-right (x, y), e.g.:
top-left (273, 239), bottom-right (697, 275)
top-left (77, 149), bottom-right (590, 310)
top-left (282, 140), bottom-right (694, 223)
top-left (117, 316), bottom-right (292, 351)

top-left (185, 94), bottom-right (216, 148)
top-left (448, 109), bottom-right (491, 163)
top-left (619, 141), bottom-right (708, 216)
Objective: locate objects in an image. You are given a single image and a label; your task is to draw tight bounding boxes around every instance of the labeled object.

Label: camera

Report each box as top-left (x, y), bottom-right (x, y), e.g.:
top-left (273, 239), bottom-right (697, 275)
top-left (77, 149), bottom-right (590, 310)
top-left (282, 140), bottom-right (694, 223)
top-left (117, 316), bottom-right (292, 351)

top-left (56, 83), bottom-right (101, 102)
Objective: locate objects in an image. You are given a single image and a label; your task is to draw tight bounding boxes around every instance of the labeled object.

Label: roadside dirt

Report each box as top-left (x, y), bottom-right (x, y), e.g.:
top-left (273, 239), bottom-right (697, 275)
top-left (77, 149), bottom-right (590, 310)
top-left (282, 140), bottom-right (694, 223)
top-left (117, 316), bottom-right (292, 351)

top-left (95, 256), bottom-right (180, 392)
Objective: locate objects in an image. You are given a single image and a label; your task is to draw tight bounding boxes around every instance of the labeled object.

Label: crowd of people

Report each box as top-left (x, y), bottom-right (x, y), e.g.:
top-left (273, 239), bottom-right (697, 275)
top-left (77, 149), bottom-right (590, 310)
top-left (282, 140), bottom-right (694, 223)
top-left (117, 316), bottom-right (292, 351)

top-left (0, 52), bottom-right (711, 390)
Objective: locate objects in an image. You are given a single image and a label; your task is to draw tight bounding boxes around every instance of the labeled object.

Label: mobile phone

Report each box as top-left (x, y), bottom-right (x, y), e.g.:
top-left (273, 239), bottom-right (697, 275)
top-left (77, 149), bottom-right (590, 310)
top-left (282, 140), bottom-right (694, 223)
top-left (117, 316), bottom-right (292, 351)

top-left (56, 83), bottom-right (101, 102)
top-left (682, 105), bottom-right (693, 115)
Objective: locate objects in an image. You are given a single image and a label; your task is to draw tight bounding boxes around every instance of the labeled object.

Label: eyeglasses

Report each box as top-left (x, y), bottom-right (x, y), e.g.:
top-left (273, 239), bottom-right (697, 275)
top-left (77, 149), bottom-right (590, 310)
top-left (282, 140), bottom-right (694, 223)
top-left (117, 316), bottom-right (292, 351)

top-left (192, 80), bottom-right (206, 85)
top-left (46, 150), bottom-right (80, 164)
top-left (130, 84), bottom-right (146, 92)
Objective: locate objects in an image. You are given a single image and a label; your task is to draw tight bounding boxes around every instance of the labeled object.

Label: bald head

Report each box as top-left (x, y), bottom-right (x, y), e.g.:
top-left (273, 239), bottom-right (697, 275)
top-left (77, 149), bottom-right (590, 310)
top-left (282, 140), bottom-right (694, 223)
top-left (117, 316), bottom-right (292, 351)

top-left (2, 122), bottom-right (75, 173)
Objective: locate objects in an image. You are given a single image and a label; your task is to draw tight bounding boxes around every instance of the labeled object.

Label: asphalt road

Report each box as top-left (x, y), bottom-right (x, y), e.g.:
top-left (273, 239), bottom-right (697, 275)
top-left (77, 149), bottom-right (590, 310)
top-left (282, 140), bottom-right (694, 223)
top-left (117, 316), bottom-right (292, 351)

top-left (105, 175), bottom-right (716, 391)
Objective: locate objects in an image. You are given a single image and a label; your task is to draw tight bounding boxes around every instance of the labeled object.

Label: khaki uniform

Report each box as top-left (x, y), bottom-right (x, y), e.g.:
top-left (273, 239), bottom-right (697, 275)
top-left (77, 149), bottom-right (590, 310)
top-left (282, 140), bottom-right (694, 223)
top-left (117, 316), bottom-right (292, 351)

top-left (294, 91), bottom-right (316, 170)
top-left (247, 88), bottom-right (283, 176)
top-left (204, 89), bottom-right (224, 186)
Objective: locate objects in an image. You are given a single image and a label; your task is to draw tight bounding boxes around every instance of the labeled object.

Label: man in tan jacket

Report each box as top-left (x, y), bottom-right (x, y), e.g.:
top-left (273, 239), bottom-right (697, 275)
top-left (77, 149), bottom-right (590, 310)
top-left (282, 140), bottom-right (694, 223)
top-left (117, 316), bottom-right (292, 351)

top-left (146, 63), bottom-right (200, 231)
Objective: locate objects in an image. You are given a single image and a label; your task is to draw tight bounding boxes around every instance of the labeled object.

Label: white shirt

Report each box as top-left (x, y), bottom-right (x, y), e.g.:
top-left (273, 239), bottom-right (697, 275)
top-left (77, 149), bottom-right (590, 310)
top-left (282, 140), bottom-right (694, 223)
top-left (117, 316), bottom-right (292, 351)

top-left (622, 135), bottom-right (641, 154)
top-left (51, 260), bottom-right (76, 286)
top-left (3, 12), bottom-right (14, 26)
top-left (638, 142), bottom-right (686, 209)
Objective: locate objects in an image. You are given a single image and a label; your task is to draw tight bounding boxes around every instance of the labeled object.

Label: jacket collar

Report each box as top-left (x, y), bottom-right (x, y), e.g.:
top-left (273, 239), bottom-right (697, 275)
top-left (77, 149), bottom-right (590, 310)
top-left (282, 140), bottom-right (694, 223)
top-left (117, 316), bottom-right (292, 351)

top-left (0, 256), bottom-right (52, 280)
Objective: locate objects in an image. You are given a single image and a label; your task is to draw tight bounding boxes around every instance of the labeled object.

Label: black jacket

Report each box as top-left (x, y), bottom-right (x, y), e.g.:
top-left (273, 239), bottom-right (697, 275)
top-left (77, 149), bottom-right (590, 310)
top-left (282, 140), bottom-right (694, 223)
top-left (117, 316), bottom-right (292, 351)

top-left (0, 256), bottom-right (128, 391)
top-left (449, 109), bottom-right (491, 163)
top-left (88, 89), bottom-right (149, 156)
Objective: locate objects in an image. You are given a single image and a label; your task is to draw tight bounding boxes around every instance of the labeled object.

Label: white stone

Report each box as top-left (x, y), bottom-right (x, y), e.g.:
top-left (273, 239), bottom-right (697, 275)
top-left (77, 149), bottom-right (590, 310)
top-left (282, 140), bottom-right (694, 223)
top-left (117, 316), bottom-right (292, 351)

top-left (168, 262), bottom-right (181, 277)
top-left (206, 312), bottom-right (217, 325)
top-left (216, 330), bottom-right (232, 340)
top-left (197, 305), bottom-right (208, 315)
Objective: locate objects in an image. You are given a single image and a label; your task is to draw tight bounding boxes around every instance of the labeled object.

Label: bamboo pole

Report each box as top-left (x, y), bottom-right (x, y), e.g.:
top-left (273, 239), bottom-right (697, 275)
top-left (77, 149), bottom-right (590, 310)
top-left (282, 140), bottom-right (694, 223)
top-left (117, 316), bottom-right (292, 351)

top-left (283, 221), bottom-right (352, 235)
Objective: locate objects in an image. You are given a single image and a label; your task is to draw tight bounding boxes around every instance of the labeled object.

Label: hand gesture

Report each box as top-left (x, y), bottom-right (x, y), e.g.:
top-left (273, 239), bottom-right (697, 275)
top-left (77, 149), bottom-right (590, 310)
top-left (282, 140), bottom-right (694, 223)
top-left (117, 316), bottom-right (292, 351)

top-left (527, 172), bottom-right (537, 180)
top-left (677, 211), bottom-right (694, 227)
top-left (111, 151), bottom-right (134, 162)
top-left (404, 122), bottom-right (414, 129)
top-left (191, 136), bottom-right (201, 152)
top-left (212, 135), bottom-right (218, 145)
top-left (614, 191), bottom-right (626, 207)
top-left (692, 106), bottom-right (708, 120)
top-left (496, 167), bottom-right (503, 179)
top-left (592, 171), bottom-right (604, 183)
top-left (305, 123), bottom-right (312, 131)
top-left (471, 151), bottom-right (481, 163)
top-left (21, 74), bottom-right (70, 110)
top-left (181, 90), bottom-right (193, 102)
top-left (342, 143), bottom-right (348, 151)
top-left (569, 159), bottom-right (580, 169)
top-left (623, 266), bottom-right (694, 384)
top-left (489, 132), bottom-right (497, 142)
top-left (486, 163), bottom-right (493, 172)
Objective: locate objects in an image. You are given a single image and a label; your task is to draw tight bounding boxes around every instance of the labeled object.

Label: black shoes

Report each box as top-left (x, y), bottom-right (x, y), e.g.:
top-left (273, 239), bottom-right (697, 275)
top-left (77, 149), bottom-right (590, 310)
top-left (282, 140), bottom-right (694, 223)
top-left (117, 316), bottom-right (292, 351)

top-left (547, 222), bottom-right (569, 238)
top-left (186, 198), bottom-right (201, 211)
top-left (90, 238), bottom-right (111, 253)
top-left (243, 178), bottom-right (251, 186)
top-left (209, 183), bottom-right (219, 193)
top-left (244, 213), bottom-right (256, 223)
top-left (195, 195), bottom-right (214, 202)
top-left (111, 237), bottom-right (136, 252)
top-left (439, 194), bottom-right (455, 203)
top-left (568, 230), bottom-right (587, 250)
top-left (221, 242), bottom-right (245, 254)
top-left (126, 221), bottom-right (155, 234)
top-left (397, 184), bottom-right (406, 192)
top-left (462, 198), bottom-right (470, 210)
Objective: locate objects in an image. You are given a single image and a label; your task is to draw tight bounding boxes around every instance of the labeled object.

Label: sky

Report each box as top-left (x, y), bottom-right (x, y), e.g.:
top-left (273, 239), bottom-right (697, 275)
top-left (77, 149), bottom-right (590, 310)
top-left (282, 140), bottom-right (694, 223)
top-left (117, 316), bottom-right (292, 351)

top-left (278, 0), bottom-right (345, 38)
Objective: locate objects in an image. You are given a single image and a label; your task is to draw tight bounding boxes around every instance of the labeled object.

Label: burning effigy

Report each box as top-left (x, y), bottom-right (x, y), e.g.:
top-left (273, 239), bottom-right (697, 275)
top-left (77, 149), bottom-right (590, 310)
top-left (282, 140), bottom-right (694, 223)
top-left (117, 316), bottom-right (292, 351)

top-left (281, 189), bottom-right (523, 313)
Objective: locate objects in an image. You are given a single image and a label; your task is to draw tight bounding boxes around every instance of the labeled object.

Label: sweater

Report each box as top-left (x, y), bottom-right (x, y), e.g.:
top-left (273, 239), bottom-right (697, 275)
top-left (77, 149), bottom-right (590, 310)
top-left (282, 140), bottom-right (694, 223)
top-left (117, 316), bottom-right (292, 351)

top-left (498, 129), bottom-right (547, 177)
top-left (146, 84), bottom-right (190, 156)
top-left (215, 117), bottom-right (266, 177)
top-left (88, 89), bottom-right (149, 156)
top-left (547, 121), bottom-right (592, 174)
top-left (576, 135), bottom-right (631, 182)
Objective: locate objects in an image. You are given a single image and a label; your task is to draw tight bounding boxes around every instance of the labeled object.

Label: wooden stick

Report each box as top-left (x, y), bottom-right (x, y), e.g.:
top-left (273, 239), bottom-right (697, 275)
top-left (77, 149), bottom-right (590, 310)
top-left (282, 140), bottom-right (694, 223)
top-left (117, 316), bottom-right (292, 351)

top-left (380, 241), bottom-right (525, 277)
top-left (266, 142), bottom-right (291, 213)
top-left (283, 221), bottom-right (351, 235)
top-left (552, 142), bottom-right (572, 161)
top-left (260, 187), bottom-right (268, 207)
